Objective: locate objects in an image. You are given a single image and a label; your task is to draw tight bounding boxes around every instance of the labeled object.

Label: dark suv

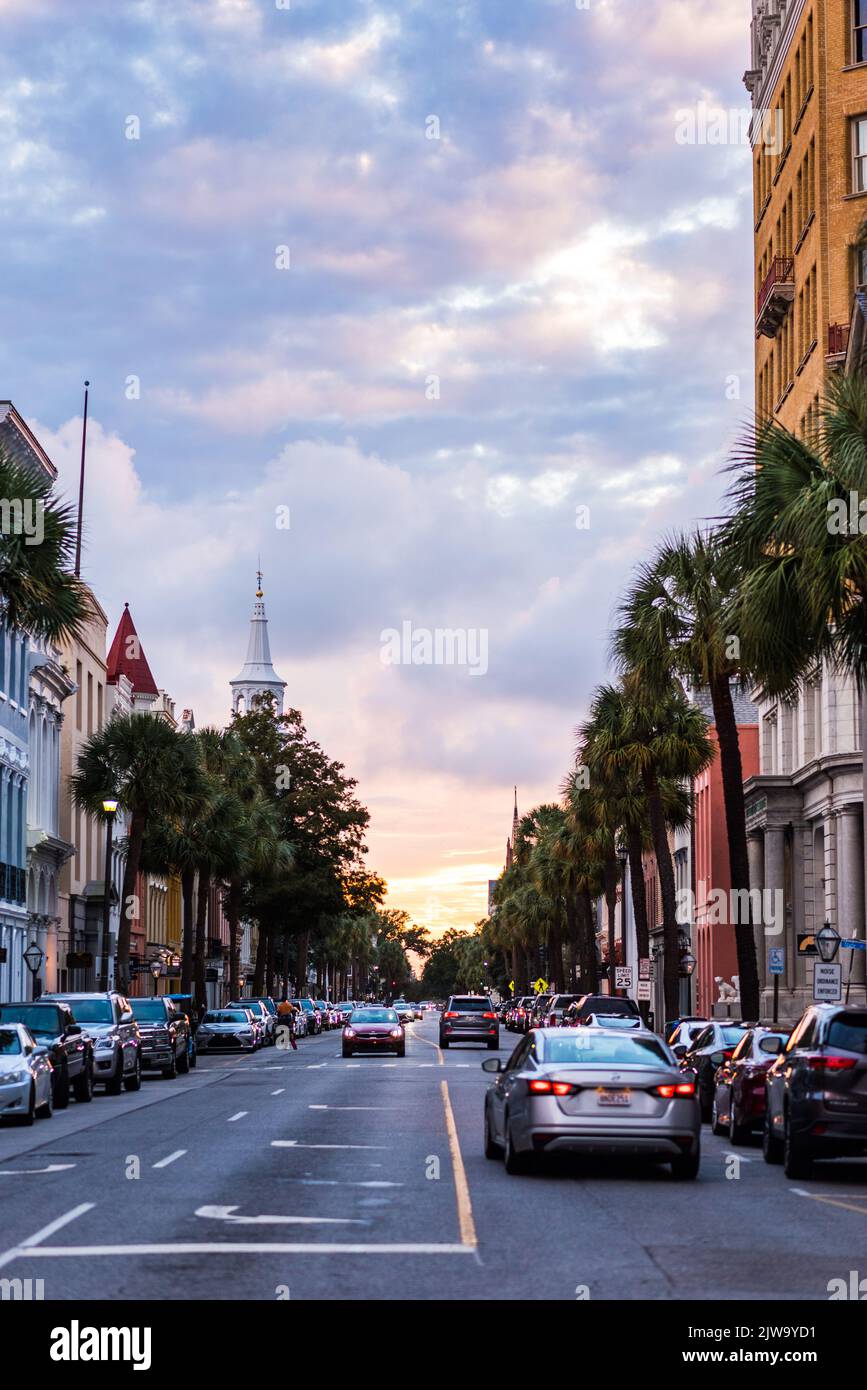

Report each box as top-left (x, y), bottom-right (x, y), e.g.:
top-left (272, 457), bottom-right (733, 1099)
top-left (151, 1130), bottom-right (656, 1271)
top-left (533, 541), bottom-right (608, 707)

top-left (0, 1001), bottom-right (94, 1108)
top-left (563, 994), bottom-right (641, 1027)
top-left (130, 998), bottom-right (190, 1078)
top-left (41, 992), bottom-right (142, 1094)
top-left (439, 995), bottom-right (499, 1050)
top-left (763, 1004), bottom-right (867, 1178)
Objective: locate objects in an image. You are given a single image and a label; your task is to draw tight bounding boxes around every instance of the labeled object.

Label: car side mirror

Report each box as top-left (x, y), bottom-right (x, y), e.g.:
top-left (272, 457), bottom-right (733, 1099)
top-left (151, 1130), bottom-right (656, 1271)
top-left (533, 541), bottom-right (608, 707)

top-left (66, 1024), bottom-right (82, 1035)
top-left (710, 1051), bottom-right (726, 1067)
top-left (481, 1057), bottom-right (503, 1073)
top-left (672, 1044), bottom-right (687, 1059)
top-left (34, 1045), bottom-right (49, 1057)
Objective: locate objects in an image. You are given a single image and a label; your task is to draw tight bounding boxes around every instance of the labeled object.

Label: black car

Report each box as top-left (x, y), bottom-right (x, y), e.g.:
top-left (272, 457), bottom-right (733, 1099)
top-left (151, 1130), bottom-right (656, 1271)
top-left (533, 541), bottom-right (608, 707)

top-left (563, 994), bottom-right (641, 1026)
top-left (678, 1021), bottom-right (749, 1121)
top-left (0, 1001), bottom-right (94, 1108)
top-left (764, 1004), bottom-right (867, 1178)
top-left (439, 995), bottom-right (499, 1050)
top-left (130, 998), bottom-right (190, 1078)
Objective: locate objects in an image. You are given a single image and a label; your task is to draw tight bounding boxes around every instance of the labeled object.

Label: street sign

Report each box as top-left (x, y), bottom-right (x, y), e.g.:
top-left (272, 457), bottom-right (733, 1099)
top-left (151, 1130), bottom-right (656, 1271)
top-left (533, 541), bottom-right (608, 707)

top-left (638, 958), bottom-right (651, 981)
top-left (768, 948), bottom-right (785, 975)
top-left (813, 962), bottom-right (843, 1002)
top-left (615, 966), bottom-right (633, 989)
top-left (797, 933), bottom-right (819, 956)
top-left (532, 977), bottom-right (548, 994)
top-left (841, 940), bottom-right (867, 950)
top-left (637, 980), bottom-right (652, 1001)
top-left (508, 980), bottom-right (515, 994)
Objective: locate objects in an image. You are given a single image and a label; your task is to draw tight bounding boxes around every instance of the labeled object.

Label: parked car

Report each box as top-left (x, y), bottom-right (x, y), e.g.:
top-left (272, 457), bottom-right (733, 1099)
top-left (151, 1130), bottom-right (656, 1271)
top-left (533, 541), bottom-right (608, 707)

top-left (314, 1000), bottom-right (334, 1030)
top-left (508, 997), bottom-right (536, 1033)
top-left (130, 997), bottom-right (191, 1078)
top-left (439, 995), bottom-right (499, 1050)
top-left (677, 1021), bottom-right (750, 1121)
top-left (343, 1006), bottom-right (405, 1057)
top-left (666, 1016), bottom-right (710, 1045)
top-left (0, 1022), bottom-right (55, 1125)
top-left (711, 1026), bottom-right (790, 1141)
top-left (668, 1019), bottom-right (711, 1054)
top-left (196, 1008), bottom-right (259, 1052)
top-left (563, 995), bottom-right (641, 1027)
top-left (0, 1000), bottom-right (93, 1107)
top-left (229, 999), bottom-right (275, 1046)
top-left (544, 994), bottom-right (581, 1027)
top-left (294, 998), bottom-right (322, 1034)
top-left (164, 994), bottom-right (199, 1068)
top-left (763, 1004), bottom-right (867, 1178)
top-left (483, 1026), bottom-right (700, 1178)
top-left (40, 991), bottom-right (142, 1094)
top-left (583, 1012), bottom-right (644, 1031)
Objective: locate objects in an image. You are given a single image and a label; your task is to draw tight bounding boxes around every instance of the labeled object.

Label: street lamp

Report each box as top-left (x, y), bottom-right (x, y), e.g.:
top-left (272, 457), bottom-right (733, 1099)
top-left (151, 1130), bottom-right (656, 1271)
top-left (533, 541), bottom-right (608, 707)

top-left (100, 797), bottom-right (119, 990)
top-left (679, 950), bottom-right (697, 978)
top-left (816, 920), bottom-right (841, 963)
top-left (23, 942), bottom-right (45, 999)
top-left (149, 957), bottom-right (163, 996)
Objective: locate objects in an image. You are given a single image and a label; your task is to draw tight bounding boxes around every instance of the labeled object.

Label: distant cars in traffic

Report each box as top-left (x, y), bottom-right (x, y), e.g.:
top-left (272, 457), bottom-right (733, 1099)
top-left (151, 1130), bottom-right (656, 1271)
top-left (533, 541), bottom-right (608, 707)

top-left (0, 1000), bottom-right (93, 1107)
top-left (196, 1008), bottom-right (259, 1053)
top-left (711, 1026), bottom-right (789, 1141)
top-left (677, 1021), bottom-right (750, 1121)
top-left (563, 995), bottom-right (642, 1027)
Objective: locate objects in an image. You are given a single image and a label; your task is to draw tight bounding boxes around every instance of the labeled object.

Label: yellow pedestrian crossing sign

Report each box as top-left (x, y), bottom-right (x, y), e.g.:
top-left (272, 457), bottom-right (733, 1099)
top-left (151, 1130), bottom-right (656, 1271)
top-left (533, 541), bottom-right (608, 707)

top-left (533, 977), bottom-right (548, 994)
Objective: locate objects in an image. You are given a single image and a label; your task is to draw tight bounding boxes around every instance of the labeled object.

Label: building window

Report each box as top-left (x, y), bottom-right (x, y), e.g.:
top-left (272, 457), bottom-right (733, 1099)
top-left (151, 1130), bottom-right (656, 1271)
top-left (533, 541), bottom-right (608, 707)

top-left (854, 0), bottom-right (867, 64)
top-left (857, 244), bottom-right (867, 291)
top-left (853, 116), bottom-right (867, 192)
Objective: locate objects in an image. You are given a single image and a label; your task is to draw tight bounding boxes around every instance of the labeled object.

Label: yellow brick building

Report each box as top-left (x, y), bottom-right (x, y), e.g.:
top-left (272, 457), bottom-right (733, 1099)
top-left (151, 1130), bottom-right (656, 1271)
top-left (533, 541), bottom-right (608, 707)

top-left (746, 0), bottom-right (867, 430)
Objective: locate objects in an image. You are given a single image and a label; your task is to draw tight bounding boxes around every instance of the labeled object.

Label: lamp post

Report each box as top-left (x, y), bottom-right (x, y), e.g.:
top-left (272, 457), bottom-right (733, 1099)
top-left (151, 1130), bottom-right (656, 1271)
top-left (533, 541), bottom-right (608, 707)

top-left (23, 942), bottom-right (44, 1000)
top-left (150, 957), bottom-right (163, 997)
top-left (616, 841), bottom-right (629, 982)
top-left (816, 919), bottom-right (841, 963)
top-left (100, 798), bottom-right (118, 991)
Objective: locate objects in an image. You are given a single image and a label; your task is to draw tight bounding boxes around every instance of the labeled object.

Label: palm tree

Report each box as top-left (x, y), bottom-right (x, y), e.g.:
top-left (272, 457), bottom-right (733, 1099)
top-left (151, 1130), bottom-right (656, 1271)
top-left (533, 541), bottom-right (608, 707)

top-left (583, 681), bottom-right (713, 1016)
top-left (71, 714), bottom-right (204, 992)
top-left (0, 445), bottom-right (91, 643)
top-left (613, 530), bottom-right (761, 1019)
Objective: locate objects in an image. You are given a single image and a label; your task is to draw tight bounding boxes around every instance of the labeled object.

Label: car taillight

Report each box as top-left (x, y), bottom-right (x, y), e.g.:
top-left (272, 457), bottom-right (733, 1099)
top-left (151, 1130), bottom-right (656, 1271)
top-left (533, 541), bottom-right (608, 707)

top-left (806, 1054), bottom-right (857, 1071)
top-left (482, 1012), bottom-right (497, 1020)
top-left (444, 1011), bottom-right (460, 1019)
top-left (528, 1079), bottom-right (575, 1097)
top-left (655, 1082), bottom-right (696, 1098)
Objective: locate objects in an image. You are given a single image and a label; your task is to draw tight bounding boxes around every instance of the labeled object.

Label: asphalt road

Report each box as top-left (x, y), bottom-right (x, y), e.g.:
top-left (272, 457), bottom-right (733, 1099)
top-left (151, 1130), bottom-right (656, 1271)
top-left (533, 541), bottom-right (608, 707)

top-left (1, 1014), bottom-right (866, 1301)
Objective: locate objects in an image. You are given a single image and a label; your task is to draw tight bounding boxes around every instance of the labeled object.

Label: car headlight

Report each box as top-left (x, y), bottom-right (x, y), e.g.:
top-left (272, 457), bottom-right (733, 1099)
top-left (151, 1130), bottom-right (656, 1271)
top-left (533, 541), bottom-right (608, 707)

top-left (96, 1037), bottom-right (115, 1051)
top-left (344, 1027), bottom-right (355, 1038)
top-left (390, 1029), bottom-right (402, 1039)
top-left (4, 1070), bottom-right (25, 1084)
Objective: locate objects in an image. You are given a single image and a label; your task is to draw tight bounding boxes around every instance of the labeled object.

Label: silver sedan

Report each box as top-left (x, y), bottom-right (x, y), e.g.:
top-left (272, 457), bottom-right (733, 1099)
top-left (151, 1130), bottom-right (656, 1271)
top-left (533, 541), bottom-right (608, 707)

top-left (0, 1023), bottom-right (54, 1125)
top-left (483, 1026), bottom-right (701, 1179)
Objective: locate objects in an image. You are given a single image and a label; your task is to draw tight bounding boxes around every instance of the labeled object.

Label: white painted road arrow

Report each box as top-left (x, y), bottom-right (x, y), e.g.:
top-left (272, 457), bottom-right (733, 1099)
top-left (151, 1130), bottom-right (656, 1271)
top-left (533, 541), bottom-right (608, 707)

top-left (195, 1205), bottom-right (364, 1226)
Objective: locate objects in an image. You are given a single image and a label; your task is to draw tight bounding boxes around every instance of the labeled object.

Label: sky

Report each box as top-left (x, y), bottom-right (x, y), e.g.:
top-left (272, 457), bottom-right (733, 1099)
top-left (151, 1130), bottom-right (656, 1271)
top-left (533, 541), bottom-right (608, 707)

top-left (2, 0), bottom-right (756, 936)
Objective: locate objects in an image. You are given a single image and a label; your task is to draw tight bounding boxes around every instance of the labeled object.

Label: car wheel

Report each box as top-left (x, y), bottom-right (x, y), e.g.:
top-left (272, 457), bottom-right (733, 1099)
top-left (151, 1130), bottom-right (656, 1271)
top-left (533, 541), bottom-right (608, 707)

top-left (670, 1147), bottom-right (700, 1180)
top-left (342, 1047), bottom-right (353, 1058)
top-left (396, 1047), bottom-right (405, 1057)
top-left (162, 1052), bottom-right (178, 1080)
top-left (487, 1038), bottom-right (499, 1050)
top-left (440, 1038), bottom-right (449, 1049)
top-left (762, 1109), bottom-right (783, 1164)
top-left (177, 1046), bottom-right (190, 1075)
top-left (52, 1064), bottom-right (70, 1110)
top-left (710, 1097), bottom-right (727, 1137)
top-left (484, 1106), bottom-right (500, 1160)
top-left (783, 1115), bottom-right (813, 1180)
top-left (728, 1104), bottom-right (750, 1146)
top-left (124, 1055), bottom-right (142, 1092)
top-left (105, 1058), bottom-right (124, 1095)
top-left (37, 1082), bottom-right (53, 1119)
top-left (19, 1083), bottom-right (36, 1126)
top-left (504, 1119), bottom-right (534, 1175)
top-left (72, 1062), bottom-right (93, 1103)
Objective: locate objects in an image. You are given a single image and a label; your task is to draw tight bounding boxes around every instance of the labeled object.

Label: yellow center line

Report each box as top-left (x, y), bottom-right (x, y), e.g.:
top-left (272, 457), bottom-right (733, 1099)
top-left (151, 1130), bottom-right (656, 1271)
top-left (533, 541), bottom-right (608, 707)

top-left (440, 1078), bottom-right (477, 1249)
top-left (797, 1192), bottom-right (867, 1217)
top-left (413, 1030), bottom-right (444, 1065)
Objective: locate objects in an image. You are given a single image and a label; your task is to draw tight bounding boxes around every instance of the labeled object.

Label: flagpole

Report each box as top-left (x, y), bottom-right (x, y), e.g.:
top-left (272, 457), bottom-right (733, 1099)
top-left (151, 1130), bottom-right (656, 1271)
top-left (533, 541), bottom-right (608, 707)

top-left (74, 379), bottom-right (90, 577)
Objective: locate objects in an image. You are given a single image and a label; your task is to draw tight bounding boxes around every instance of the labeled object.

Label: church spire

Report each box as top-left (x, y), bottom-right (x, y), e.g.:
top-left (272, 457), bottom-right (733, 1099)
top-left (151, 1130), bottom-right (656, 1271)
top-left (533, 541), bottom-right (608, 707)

top-left (229, 571), bottom-right (287, 716)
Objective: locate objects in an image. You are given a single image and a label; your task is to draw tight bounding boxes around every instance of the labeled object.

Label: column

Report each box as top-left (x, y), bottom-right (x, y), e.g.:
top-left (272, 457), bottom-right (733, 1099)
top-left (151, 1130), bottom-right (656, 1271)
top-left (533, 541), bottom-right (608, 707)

top-left (764, 826), bottom-right (786, 1005)
top-left (838, 806), bottom-right (866, 991)
top-left (748, 833), bottom-right (765, 991)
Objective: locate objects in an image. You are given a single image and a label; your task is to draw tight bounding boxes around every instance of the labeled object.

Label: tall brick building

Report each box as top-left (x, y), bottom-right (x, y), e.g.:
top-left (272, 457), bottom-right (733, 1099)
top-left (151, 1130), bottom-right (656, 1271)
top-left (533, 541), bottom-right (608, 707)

top-left (743, 0), bottom-right (867, 1019)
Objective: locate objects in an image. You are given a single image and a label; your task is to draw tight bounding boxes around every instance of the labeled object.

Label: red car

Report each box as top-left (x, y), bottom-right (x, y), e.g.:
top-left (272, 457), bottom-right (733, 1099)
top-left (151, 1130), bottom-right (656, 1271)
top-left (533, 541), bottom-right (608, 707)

top-left (342, 1006), bottom-right (405, 1058)
top-left (711, 1026), bottom-right (790, 1142)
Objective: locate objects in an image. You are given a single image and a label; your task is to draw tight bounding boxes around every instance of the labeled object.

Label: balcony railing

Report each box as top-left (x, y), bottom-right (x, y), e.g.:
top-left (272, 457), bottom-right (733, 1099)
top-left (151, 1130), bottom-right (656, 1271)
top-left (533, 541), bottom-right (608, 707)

top-left (756, 255), bottom-right (795, 338)
top-left (827, 321), bottom-right (850, 362)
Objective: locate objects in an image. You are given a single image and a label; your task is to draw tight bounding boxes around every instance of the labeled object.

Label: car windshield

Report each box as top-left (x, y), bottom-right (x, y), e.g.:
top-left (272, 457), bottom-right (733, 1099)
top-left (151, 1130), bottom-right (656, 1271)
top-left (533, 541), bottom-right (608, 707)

top-left (204, 1012), bottom-right (248, 1024)
top-left (336, 1003), bottom-right (354, 1010)
top-left (827, 1015), bottom-right (867, 1054)
top-left (131, 1001), bottom-right (168, 1021)
top-left (58, 1000), bottom-right (113, 1024)
top-left (0, 1004), bottom-right (61, 1036)
top-left (0, 1029), bottom-right (23, 1054)
top-left (594, 1015), bottom-right (640, 1029)
top-left (451, 998), bottom-right (491, 1011)
top-left (352, 1009), bottom-right (398, 1024)
top-left (540, 1034), bottom-right (670, 1066)
top-left (721, 1026), bottom-right (748, 1046)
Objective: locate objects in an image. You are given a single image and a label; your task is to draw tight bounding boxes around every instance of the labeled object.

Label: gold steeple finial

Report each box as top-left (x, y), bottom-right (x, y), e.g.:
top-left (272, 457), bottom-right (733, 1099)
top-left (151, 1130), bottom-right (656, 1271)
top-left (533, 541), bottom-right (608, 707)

top-left (256, 558), bottom-right (263, 599)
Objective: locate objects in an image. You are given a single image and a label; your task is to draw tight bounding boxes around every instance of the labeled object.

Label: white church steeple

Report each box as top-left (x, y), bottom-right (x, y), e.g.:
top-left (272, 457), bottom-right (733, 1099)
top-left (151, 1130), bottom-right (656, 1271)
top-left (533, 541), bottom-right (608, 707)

top-left (230, 571), bottom-right (287, 715)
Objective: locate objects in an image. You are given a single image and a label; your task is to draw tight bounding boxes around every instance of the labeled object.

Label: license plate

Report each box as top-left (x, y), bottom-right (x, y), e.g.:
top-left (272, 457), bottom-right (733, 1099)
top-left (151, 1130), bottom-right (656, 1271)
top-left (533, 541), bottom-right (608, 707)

top-left (598, 1089), bottom-right (631, 1107)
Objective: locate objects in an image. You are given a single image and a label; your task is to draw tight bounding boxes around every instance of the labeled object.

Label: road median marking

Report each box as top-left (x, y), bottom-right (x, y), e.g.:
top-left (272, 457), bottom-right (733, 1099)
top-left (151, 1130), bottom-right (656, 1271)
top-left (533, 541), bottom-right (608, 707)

top-left (440, 1079), bottom-right (477, 1249)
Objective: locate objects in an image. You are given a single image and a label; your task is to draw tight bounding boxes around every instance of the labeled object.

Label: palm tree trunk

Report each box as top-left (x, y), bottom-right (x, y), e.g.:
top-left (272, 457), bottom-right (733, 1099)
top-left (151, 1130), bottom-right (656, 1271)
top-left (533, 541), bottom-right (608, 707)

top-left (577, 889), bottom-right (598, 991)
top-left (710, 672), bottom-right (760, 1020)
top-left (253, 925), bottom-right (267, 994)
top-left (643, 768), bottom-right (681, 1018)
top-left (564, 891), bottom-right (578, 989)
top-left (626, 824), bottom-right (650, 962)
top-left (296, 929), bottom-right (309, 994)
top-left (266, 932), bottom-right (276, 998)
top-left (227, 876), bottom-right (241, 1001)
top-left (194, 868), bottom-right (209, 1013)
top-left (281, 934), bottom-right (291, 997)
top-left (116, 809), bottom-right (146, 993)
top-left (604, 855), bottom-right (618, 993)
top-left (548, 912), bottom-right (564, 992)
top-left (181, 867), bottom-right (195, 994)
